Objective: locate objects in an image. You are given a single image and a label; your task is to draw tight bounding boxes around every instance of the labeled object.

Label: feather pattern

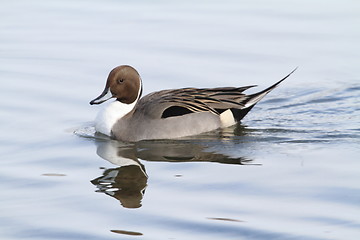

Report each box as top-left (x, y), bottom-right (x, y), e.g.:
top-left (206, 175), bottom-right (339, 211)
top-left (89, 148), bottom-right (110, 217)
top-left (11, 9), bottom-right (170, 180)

top-left (135, 85), bottom-right (257, 119)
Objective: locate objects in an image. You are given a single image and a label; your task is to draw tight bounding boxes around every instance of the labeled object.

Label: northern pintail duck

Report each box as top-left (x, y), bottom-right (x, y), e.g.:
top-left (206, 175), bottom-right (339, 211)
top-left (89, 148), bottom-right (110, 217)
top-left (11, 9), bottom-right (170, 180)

top-left (90, 65), bottom-right (296, 142)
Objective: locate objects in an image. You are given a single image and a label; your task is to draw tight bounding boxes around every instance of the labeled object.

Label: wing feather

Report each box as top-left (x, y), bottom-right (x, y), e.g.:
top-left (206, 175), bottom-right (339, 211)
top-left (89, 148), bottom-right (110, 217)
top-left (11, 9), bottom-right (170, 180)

top-left (133, 68), bottom-right (295, 120)
top-left (135, 86), bottom-right (256, 119)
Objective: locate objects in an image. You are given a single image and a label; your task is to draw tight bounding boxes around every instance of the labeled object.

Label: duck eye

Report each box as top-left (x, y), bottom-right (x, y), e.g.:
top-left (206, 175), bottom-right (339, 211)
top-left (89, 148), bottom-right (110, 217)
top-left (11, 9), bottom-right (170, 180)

top-left (117, 79), bottom-right (124, 84)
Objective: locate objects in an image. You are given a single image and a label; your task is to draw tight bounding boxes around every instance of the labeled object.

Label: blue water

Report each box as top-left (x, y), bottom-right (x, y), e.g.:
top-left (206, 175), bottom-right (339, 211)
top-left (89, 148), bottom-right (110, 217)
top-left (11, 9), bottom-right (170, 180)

top-left (1, 1), bottom-right (359, 239)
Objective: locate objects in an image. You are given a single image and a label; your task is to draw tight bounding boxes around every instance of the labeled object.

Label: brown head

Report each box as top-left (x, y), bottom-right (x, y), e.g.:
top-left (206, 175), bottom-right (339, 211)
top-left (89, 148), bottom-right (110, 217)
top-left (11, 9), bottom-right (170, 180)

top-left (90, 65), bottom-right (143, 105)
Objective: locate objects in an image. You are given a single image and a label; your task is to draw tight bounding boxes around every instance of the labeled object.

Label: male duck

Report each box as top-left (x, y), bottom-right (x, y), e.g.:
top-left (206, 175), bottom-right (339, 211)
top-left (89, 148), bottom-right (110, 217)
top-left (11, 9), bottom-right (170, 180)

top-left (90, 65), bottom-right (296, 142)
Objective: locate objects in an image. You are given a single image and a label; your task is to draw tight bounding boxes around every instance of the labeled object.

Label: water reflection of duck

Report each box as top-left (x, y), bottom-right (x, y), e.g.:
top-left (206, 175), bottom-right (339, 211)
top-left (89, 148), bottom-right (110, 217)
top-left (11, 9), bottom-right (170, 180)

top-left (91, 138), bottom-right (252, 208)
top-left (91, 165), bottom-right (147, 209)
top-left (91, 140), bottom-right (147, 209)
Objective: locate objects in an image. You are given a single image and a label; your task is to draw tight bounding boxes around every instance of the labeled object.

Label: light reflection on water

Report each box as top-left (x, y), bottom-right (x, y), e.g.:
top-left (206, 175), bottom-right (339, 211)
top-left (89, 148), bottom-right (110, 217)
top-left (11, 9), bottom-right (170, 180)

top-left (1, 0), bottom-right (360, 239)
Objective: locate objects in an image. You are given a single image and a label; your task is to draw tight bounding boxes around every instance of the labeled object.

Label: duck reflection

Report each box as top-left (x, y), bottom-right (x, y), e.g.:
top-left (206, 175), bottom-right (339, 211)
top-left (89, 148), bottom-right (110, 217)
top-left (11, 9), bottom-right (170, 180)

top-left (91, 135), bottom-right (252, 208)
top-left (91, 140), bottom-right (147, 208)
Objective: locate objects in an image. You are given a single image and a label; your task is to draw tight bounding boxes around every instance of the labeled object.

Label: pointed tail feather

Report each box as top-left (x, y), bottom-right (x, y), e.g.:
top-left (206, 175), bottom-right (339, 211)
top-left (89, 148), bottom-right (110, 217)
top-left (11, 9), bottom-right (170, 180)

top-left (244, 67), bottom-right (297, 108)
top-left (231, 67), bottom-right (297, 122)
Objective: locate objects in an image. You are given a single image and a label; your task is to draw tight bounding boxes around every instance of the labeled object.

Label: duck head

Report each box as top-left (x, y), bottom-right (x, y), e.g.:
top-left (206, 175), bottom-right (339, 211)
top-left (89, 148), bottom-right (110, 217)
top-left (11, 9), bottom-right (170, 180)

top-left (90, 65), bottom-right (142, 105)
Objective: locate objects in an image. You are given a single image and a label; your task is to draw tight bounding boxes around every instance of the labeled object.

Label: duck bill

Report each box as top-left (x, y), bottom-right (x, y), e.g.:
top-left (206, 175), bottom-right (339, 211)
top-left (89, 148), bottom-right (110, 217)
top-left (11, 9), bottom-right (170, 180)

top-left (90, 87), bottom-right (114, 105)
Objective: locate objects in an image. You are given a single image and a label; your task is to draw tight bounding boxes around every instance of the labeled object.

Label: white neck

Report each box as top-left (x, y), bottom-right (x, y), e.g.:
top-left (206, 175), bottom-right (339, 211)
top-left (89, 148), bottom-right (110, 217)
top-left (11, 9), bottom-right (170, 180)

top-left (94, 79), bottom-right (142, 136)
top-left (94, 100), bottom-right (136, 136)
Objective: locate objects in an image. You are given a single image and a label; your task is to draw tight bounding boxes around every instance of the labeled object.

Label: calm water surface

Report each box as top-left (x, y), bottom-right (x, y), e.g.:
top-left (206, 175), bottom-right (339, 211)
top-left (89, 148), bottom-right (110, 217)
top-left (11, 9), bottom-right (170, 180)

top-left (1, 1), bottom-right (359, 240)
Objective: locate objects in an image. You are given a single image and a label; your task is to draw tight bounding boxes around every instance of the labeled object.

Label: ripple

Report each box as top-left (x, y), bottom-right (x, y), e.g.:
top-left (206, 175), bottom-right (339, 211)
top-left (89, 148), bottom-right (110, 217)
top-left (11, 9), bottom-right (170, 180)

top-left (207, 217), bottom-right (244, 223)
top-left (41, 173), bottom-right (67, 177)
top-left (73, 125), bottom-right (111, 141)
top-left (281, 139), bottom-right (331, 144)
top-left (73, 126), bottom-right (96, 138)
top-left (110, 229), bottom-right (143, 236)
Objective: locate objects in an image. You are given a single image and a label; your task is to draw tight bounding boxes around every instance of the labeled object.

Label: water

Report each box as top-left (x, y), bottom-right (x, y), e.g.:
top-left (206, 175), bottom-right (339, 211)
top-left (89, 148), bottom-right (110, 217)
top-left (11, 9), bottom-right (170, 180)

top-left (1, 1), bottom-right (360, 239)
